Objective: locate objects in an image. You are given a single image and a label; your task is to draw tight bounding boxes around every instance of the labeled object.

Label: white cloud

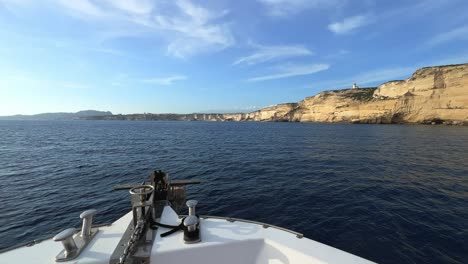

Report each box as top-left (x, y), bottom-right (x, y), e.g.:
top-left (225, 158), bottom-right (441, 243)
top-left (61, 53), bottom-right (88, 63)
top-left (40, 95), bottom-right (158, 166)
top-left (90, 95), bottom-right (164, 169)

top-left (308, 51), bottom-right (468, 90)
top-left (427, 25), bottom-right (468, 46)
top-left (57, 0), bottom-right (107, 18)
top-left (308, 67), bottom-right (415, 90)
top-left (328, 15), bottom-right (370, 34)
top-left (324, 49), bottom-right (350, 59)
top-left (5, 0), bottom-right (234, 58)
top-left (155, 0), bottom-right (234, 58)
top-left (247, 63), bottom-right (329, 82)
top-left (0, 70), bottom-right (93, 91)
top-left (348, 67), bottom-right (415, 84)
top-left (431, 52), bottom-right (468, 65)
top-left (233, 44), bottom-right (313, 65)
top-left (103, 0), bottom-right (153, 15)
top-left (142, 75), bottom-right (187, 86)
top-left (257, 0), bottom-right (343, 17)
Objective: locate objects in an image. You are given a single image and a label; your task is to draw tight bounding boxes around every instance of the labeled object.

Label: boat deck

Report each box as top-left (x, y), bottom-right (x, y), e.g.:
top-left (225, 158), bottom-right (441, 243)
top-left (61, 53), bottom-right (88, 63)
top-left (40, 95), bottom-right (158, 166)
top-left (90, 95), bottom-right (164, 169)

top-left (0, 206), bottom-right (375, 264)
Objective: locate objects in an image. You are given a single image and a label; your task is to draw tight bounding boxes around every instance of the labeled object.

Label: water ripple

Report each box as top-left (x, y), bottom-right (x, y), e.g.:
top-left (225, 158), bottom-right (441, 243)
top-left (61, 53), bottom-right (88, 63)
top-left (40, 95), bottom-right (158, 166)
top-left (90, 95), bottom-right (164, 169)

top-left (0, 121), bottom-right (467, 263)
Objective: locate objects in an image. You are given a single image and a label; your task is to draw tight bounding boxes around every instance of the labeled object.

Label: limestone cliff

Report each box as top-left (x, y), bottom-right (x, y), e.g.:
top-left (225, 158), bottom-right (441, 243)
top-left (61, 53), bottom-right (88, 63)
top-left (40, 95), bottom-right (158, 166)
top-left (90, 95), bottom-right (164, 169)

top-left (234, 63), bottom-right (468, 125)
top-left (82, 63), bottom-right (467, 125)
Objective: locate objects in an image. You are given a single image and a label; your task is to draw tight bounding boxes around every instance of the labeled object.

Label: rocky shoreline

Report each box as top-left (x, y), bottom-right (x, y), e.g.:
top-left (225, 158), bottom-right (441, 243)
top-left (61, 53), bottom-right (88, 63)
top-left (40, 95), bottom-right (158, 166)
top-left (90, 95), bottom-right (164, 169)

top-left (83, 63), bottom-right (468, 125)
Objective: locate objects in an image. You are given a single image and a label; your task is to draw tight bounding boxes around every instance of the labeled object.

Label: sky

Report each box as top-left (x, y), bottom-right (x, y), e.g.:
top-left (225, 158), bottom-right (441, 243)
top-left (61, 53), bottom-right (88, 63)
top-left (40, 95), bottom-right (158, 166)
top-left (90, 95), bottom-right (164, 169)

top-left (1, 0), bottom-right (468, 115)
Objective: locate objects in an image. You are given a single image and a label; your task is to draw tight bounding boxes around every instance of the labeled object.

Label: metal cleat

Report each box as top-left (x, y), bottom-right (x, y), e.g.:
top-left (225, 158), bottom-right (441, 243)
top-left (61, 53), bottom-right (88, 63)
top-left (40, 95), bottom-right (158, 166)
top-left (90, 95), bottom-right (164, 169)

top-left (80, 209), bottom-right (97, 238)
top-left (53, 209), bottom-right (99, 262)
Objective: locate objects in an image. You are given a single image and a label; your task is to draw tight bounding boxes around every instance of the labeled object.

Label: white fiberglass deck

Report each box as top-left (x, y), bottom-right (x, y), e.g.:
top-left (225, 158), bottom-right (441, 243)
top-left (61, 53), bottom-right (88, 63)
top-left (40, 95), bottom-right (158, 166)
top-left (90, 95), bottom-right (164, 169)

top-left (0, 206), bottom-right (375, 264)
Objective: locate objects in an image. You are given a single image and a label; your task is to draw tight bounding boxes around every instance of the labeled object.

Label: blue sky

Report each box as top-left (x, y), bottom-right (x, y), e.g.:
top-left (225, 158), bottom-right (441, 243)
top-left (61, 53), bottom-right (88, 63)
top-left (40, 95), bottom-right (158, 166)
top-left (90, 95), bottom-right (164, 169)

top-left (1, 0), bottom-right (468, 115)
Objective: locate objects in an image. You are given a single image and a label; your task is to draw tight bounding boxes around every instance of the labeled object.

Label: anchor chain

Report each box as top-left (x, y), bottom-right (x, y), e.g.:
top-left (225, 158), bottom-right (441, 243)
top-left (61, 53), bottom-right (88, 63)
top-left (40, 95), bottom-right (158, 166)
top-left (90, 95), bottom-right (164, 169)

top-left (119, 220), bottom-right (145, 264)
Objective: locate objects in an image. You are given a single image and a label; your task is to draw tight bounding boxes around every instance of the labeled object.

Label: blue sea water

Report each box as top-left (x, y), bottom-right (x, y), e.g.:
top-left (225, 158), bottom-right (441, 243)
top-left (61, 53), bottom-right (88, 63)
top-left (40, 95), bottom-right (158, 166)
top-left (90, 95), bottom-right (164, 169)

top-left (0, 120), bottom-right (467, 263)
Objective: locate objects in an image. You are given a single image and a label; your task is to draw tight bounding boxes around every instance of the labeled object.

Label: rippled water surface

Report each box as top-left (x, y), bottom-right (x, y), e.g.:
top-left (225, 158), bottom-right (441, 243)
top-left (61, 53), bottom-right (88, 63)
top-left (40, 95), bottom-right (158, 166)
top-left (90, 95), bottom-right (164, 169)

top-left (0, 120), bottom-right (467, 263)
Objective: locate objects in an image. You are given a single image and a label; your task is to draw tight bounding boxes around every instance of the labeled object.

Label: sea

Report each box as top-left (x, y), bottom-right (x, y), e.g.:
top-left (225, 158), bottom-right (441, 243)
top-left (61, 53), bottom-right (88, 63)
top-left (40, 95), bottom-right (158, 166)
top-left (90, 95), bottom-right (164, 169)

top-left (0, 120), bottom-right (467, 263)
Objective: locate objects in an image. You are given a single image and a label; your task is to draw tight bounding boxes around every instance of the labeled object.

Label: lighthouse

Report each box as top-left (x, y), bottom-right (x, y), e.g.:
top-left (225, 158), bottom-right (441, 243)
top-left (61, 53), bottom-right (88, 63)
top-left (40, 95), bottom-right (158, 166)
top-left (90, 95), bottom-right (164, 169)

top-left (352, 83), bottom-right (359, 89)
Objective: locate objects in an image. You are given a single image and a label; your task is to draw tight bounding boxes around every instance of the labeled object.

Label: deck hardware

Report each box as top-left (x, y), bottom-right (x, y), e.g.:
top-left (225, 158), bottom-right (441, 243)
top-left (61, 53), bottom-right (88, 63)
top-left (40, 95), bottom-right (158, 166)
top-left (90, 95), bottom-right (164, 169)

top-left (111, 183), bottom-right (157, 264)
top-left (130, 185), bottom-right (154, 207)
top-left (183, 201), bottom-right (201, 244)
top-left (53, 228), bottom-right (78, 261)
top-left (110, 170), bottom-right (199, 264)
top-left (80, 209), bottom-right (97, 237)
top-left (53, 210), bottom-right (100, 262)
top-left (129, 185), bottom-right (154, 226)
top-left (26, 240), bottom-right (39, 247)
top-left (184, 215), bottom-right (198, 232)
top-left (186, 200), bottom-right (198, 216)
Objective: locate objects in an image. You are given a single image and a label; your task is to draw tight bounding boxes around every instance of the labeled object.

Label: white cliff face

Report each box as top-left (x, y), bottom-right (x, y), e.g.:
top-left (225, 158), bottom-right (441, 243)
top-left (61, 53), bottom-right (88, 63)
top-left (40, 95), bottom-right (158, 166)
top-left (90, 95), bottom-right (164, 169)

top-left (373, 81), bottom-right (408, 98)
top-left (185, 64), bottom-right (468, 125)
top-left (219, 63), bottom-right (468, 125)
top-left (372, 64), bottom-right (468, 123)
top-left (291, 89), bottom-right (385, 123)
top-left (241, 104), bottom-right (298, 121)
top-left (79, 64), bottom-right (467, 124)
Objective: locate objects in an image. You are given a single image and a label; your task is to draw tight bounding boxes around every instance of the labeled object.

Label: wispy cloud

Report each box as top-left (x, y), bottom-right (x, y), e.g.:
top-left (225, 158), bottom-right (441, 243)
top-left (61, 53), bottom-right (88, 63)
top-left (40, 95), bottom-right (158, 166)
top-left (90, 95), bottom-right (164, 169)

top-left (142, 75), bottom-right (187, 86)
top-left (233, 43), bottom-right (313, 66)
top-left (247, 63), bottom-right (329, 82)
top-left (308, 51), bottom-right (468, 90)
top-left (104, 0), bottom-right (154, 15)
top-left (57, 0), bottom-right (108, 17)
top-left (430, 51), bottom-right (468, 65)
top-left (155, 0), bottom-right (234, 58)
top-left (345, 67), bottom-right (414, 85)
top-left (328, 15), bottom-right (370, 35)
top-left (5, 0), bottom-right (234, 58)
top-left (324, 49), bottom-right (350, 60)
top-left (308, 67), bottom-right (416, 90)
top-left (380, 0), bottom-right (465, 22)
top-left (0, 70), bottom-right (93, 91)
top-left (426, 25), bottom-right (468, 46)
top-left (257, 0), bottom-right (343, 17)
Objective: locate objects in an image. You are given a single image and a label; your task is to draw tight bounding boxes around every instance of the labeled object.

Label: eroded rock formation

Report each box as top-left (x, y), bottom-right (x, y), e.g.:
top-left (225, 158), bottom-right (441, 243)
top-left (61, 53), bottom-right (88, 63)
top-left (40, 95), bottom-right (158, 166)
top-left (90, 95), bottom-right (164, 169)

top-left (83, 63), bottom-right (468, 125)
top-left (230, 63), bottom-right (468, 125)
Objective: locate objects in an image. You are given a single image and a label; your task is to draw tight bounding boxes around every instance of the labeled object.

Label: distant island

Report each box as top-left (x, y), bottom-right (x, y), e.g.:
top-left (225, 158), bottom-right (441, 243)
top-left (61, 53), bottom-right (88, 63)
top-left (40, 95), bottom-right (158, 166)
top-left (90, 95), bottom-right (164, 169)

top-left (0, 110), bottom-right (112, 120)
top-left (2, 64), bottom-right (467, 125)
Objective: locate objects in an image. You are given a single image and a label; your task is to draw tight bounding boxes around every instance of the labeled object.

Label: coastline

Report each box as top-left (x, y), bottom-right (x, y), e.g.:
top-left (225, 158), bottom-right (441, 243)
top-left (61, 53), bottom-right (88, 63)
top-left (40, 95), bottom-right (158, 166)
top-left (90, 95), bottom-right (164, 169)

top-left (82, 63), bottom-right (468, 126)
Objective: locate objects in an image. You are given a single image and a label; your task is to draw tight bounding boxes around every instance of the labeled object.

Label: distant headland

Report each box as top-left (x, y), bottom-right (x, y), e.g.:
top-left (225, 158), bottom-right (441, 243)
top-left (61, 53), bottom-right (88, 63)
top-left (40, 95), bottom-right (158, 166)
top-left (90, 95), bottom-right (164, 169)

top-left (2, 63), bottom-right (467, 125)
top-left (85, 63), bottom-right (468, 125)
top-left (0, 110), bottom-right (112, 121)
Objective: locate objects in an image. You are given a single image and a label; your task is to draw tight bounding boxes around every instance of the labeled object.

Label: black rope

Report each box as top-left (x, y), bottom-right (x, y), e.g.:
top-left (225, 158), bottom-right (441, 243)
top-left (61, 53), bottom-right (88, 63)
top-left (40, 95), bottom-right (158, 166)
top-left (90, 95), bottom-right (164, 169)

top-left (160, 223), bottom-right (184, 237)
top-left (150, 217), bottom-right (186, 237)
top-left (150, 222), bottom-right (180, 229)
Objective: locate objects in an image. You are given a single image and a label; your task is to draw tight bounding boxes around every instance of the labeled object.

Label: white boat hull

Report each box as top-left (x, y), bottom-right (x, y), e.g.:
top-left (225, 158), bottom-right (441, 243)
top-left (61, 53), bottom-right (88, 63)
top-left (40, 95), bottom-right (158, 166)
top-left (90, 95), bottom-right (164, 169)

top-left (0, 206), bottom-right (375, 264)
